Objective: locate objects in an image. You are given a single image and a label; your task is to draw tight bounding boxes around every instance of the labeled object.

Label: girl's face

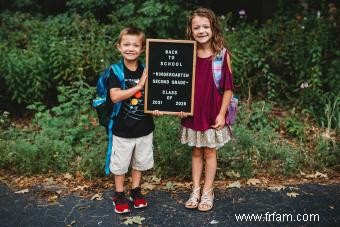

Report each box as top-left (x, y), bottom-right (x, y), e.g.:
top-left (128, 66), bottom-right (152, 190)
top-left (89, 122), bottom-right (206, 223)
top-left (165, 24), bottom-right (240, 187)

top-left (117, 34), bottom-right (144, 62)
top-left (191, 16), bottom-right (212, 45)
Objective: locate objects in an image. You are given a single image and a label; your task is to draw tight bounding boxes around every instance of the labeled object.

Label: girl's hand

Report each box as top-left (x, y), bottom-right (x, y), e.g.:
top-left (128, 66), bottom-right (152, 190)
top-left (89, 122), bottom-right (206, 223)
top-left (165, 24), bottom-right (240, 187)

top-left (212, 114), bottom-right (226, 130)
top-left (151, 110), bottom-right (163, 117)
top-left (137, 68), bottom-right (148, 90)
top-left (177, 111), bottom-right (189, 118)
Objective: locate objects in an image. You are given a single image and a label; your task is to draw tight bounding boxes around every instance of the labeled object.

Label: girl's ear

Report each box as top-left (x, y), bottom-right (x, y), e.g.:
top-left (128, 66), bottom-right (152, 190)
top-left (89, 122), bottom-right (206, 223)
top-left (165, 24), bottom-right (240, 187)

top-left (116, 43), bottom-right (121, 52)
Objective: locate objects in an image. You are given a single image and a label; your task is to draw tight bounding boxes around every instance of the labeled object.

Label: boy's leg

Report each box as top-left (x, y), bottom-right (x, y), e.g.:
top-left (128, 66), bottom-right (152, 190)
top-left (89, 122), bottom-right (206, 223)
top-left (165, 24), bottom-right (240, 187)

top-left (131, 132), bottom-right (154, 174)
top-left (130, 132), bottom-right (154, 209)
top-left (131, 169), bottom-right (141, 189)
top-left (115, 174), bottom-right (125, 192)
top-left (110, 135), bottom-right (135, 214)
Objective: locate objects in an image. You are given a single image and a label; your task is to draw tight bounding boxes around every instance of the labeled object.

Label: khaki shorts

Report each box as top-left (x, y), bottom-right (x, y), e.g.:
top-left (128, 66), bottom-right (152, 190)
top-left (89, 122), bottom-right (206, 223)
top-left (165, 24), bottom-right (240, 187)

top-left (109, 132), bottom-right (154, 175)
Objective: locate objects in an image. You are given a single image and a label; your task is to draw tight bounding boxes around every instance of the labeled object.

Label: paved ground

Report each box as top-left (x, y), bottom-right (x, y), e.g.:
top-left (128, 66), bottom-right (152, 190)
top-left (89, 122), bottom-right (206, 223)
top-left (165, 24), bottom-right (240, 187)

top-left (0, 183), bottom-right (339, 226)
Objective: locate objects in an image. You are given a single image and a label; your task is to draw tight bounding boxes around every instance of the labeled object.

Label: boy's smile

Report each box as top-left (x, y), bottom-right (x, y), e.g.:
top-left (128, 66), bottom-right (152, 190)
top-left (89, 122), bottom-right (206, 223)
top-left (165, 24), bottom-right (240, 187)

top-left (191, 16), bottom-right (212, 45)
top-left (117, 35), bottom-right (144, 62)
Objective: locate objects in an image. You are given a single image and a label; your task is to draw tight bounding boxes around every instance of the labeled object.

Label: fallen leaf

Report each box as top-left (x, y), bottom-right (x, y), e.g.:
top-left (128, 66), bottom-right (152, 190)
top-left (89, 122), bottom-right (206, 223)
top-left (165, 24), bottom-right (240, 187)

top-left (246, 178), bottom-right (261, 186)
top-left (227, 181), bottom-right (241, 188)
top-left (91, 193), bottom-right (103, 201)
top-left (306, 171), bottom-right (328, 179)
top-left (15, 188), bottom-right (29, 194)
top-left (164, 182), bottom-right (175, 191)
top-left (142, 182), bottom-right (156, 191)
top-left (63, 173), bottom-right (73, 180)
top-left (66, 220), bottom-right (77, 226)
top-left (261, 178), bottom-right (269, 184)
top-left (210, 220), bottom-right (219, 224)
top-left (123, 216), bottom-right (145, 225)
top-left (150, 175), bottom-right (161, 184)
top-left (288, 186), bottom-right (300, 191)
top-left (73, 185), bottom-right (89, 191)
top-left (45, 177), bottom-right (54, 185)
top-left (314, 171), bottom-right (328, 178)
top-left (48, 195), bottom-right (58, 203)
top-left (225, 170), bottom-right (240, 178)
top-left (286, 192), bottom-right (299, 198)
top-left (268, 185), bottom-right (285, 192)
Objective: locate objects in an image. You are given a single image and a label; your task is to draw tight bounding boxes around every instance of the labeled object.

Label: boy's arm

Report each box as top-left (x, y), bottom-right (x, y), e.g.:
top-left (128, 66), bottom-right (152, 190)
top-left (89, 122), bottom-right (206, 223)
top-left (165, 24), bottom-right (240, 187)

top-left (109, 69), bottom-right (148, 103)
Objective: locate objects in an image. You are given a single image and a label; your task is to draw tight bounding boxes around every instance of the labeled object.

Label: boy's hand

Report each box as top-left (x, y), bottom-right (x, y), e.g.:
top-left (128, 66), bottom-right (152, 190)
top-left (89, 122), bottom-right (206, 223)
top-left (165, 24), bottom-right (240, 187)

top-left (177, 111), bottom-right (189, 118)
top-left (137, 68), bottom-right (148, 90)
top-left (151, 110), bottom-right (163, 117)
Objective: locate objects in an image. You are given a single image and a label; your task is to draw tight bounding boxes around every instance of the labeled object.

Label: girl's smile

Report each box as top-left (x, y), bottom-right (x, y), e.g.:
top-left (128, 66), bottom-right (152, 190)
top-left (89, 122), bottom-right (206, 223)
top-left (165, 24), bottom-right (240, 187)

top-left (191, 16), bottom-right (213, 45)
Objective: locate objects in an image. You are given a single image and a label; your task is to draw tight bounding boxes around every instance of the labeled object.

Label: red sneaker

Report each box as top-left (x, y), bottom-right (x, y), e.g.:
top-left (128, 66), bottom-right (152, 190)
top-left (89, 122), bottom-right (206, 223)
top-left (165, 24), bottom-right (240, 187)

top-left (130, 187), bottom-right (148, 208)
top-left (112, 192), bottom-right (130, 214)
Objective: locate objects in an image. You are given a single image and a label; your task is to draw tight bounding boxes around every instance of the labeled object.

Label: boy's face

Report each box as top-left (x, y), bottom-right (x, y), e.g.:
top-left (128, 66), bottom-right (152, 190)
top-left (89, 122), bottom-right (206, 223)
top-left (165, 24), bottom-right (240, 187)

top-left (117, 34), bottom-right (144, 62)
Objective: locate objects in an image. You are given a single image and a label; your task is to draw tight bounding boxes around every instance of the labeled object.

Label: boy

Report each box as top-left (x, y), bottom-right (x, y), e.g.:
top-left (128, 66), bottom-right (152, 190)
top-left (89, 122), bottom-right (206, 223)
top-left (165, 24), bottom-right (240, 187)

top-left (107, 27), bottom-right (154, 214)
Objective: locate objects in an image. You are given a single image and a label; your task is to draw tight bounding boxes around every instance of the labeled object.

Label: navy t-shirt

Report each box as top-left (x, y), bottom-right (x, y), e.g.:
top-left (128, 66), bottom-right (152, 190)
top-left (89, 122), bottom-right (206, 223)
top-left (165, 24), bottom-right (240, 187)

top-left (107, 62), bottom-right (154, 138)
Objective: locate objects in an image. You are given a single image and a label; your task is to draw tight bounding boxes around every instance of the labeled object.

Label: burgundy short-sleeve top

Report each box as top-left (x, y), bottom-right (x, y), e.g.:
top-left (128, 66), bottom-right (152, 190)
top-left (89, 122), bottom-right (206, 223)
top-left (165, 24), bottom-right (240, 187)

top-left (181, 53), bottom-right (234, 131)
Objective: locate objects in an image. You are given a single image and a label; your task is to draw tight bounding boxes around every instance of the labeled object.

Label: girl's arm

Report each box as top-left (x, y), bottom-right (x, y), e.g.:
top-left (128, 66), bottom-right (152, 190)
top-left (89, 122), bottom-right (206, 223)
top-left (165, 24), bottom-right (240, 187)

top-left (212, 52), bottom-right (233, 129)
top-left (109, 69), bottom-right (147, 103)
top-left (212, 90), bottom-right (232, 129)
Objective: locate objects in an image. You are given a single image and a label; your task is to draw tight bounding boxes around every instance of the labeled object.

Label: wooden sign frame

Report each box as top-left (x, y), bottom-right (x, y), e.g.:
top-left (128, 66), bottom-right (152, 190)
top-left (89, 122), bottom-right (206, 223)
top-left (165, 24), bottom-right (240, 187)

top-left (144, 39), bottom-right (196, 115)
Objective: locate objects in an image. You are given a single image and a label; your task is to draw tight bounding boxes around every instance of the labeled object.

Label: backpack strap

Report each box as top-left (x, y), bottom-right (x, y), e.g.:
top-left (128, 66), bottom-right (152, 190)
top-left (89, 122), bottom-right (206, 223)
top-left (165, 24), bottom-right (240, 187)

top-left (104, 59), bottom-right (125, 176)
top-left (212, 48), bottom-right (227, 94)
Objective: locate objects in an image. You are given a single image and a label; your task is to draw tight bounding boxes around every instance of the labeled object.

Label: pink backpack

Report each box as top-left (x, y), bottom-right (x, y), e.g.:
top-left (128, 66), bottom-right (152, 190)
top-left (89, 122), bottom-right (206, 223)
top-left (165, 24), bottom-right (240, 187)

top-left (212, 48), bottom-right (238, 126)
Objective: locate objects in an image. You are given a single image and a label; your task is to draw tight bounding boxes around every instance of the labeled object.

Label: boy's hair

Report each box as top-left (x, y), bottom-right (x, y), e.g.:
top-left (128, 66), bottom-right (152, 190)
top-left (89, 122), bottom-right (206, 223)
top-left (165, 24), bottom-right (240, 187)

top-left (187, 8), bottom-right (229, 56)
top-left (117, 27), bottom-right (146, 47)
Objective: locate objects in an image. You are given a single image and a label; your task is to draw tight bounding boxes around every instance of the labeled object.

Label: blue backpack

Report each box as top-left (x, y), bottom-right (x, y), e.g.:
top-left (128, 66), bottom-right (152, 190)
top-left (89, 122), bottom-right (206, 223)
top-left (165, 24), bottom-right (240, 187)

top-left (92, 59), bottom-right (126, 175)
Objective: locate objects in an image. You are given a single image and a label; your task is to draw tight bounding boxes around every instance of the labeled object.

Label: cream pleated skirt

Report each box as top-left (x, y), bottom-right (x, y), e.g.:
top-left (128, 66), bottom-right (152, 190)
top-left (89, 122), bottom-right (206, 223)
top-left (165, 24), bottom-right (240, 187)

top-left (180, 126), bottom-right (231, 149)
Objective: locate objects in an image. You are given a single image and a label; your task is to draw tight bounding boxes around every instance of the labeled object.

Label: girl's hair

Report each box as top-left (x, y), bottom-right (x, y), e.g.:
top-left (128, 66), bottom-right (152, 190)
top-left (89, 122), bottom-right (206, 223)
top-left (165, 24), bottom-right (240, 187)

top-left (117, 27), bottom-right (146, 47)
top-left (187, 8), bottom-right (229, 56)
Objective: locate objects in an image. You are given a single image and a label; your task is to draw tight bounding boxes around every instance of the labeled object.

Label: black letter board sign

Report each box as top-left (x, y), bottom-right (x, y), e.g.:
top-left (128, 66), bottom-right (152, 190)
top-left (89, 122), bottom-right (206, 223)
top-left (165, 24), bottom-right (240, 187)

top-left (144, 39), bottom-right (196, 115)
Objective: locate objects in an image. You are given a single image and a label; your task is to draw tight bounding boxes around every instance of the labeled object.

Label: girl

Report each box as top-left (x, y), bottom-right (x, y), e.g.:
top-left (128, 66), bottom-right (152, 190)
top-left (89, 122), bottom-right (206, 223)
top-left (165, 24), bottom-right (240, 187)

top-left (180, 8), bottom-right (234, 212)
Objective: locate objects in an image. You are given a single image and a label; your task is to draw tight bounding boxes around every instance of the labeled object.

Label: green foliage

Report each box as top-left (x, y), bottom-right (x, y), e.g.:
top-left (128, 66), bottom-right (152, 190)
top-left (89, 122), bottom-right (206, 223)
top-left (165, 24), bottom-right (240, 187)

top-left (0, 1), bottom-right (338, 178)
top-left (0, 82), bottom-right (107, 175)
top-left (0, 12), bottom-right (120, 108)
top-left (285, 116), bottom-right (305, 140)
top-left (153, 116), bottom-right (191, 178)
top-left (316, 138), bottom-right (339, 168)
top-left (223, 4), bottom-right (339, 126)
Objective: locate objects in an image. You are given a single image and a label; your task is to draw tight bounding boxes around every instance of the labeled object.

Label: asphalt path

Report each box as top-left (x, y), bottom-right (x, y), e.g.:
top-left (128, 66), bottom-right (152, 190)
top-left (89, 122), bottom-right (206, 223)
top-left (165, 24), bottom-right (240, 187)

top-left (0, 183), bottom-right (339, 226)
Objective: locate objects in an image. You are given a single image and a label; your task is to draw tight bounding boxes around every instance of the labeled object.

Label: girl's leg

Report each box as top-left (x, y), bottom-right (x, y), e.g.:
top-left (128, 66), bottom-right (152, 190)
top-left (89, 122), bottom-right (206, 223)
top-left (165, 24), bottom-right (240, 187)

top-left (192, 147), bottom-right (204, 189)
top-left (198, 147), bottom-right (217, 211)
top-left (185, 147), bottom-right (204, 209)
top-left (202, 147), bottom-right (217, 191)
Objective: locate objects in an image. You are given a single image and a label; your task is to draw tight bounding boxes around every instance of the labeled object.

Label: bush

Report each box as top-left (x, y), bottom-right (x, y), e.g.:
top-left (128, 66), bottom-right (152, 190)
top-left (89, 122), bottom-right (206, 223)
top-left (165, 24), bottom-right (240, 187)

top-left (0, 82), bottom-right (106, 175)
top-left (223, 4), bottom-right (339, 125)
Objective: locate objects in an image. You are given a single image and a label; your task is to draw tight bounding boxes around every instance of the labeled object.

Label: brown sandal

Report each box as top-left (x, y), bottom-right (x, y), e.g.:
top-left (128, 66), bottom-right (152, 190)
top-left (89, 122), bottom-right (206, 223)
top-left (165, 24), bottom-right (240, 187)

top-left (185, 187), bottom-right (200, 209)
top-left (198, 188), bottom-right (214, 212)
